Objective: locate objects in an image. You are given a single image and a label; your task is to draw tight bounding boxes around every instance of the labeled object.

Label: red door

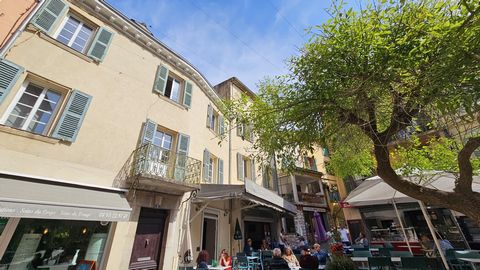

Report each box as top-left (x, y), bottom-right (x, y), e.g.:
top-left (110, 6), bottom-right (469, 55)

top-left (129, 208), bottom-right (168, 270)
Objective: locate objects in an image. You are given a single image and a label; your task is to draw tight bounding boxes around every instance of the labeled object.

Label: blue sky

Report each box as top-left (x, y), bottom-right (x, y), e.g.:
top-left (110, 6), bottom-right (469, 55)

top-left (106, 0), bottom-right (335, 91)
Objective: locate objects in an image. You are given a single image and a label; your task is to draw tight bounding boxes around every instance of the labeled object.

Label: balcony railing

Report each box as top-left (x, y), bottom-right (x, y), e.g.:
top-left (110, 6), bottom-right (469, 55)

top-left (298, 192), bottom-right (327, 205)
top-left (116, 143), bottom-right (202, 189)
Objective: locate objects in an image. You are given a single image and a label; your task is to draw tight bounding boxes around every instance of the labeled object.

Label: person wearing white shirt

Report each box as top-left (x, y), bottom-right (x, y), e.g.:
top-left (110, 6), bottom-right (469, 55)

top-left (339, 225), bottom-right (350, 246)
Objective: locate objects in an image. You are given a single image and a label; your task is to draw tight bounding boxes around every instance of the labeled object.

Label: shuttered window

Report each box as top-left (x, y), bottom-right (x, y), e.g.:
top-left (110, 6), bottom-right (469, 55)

top-left (183, 81), bottom-right (193, 108)
top-left (87, 27), bottom-right (114, 62)
top-left (218, 158), bottom-right (224, 184)
top-left (0, 59), bottom-right (24, 104)
top-left (31, 0), bottom-right (68, 34)
top-left (52, 90), bottom-right (91, 142)
top-left (203, 149), bottom-right (211, 182)
top-left (55, 15), bottom-right (94, 53)
top-left (4, 82), bottom-right (62, 135)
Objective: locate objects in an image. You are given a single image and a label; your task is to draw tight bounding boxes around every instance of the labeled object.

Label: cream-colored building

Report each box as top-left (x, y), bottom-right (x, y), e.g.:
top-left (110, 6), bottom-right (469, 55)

top-left (0, 0), bottom-right (295, 269)
top-left (0, 0), bottom-right (39, 53)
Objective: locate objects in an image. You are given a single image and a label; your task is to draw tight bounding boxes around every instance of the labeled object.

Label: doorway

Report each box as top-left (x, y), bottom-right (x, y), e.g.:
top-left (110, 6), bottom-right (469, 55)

top-left (129, 208), bottom-right (168, 270)
top-left (244, 221), bottom-right (272, 250)
top-left (201, 212), bottom-right (218, 264)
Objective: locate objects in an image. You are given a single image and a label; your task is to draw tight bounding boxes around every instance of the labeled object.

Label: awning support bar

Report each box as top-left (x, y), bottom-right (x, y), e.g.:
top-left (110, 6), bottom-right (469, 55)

top-left (189, 201), bottom-right (210, 224)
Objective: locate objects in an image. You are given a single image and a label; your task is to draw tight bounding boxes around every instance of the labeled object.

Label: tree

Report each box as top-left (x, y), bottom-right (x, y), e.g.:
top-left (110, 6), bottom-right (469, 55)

top-left (227, 0), bottom-right (480, 221)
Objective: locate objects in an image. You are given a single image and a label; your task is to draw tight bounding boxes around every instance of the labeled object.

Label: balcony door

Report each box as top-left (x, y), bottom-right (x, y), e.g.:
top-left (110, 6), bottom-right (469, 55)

top-left (149, 131), bottom-right (173, 177)
top-left (201, 212), bottom-right (218, 264)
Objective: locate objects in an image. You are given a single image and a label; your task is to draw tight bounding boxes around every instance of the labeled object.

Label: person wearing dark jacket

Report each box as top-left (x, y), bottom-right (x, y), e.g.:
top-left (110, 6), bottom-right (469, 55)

top-left (243, 238), bottom-right (254, 255)
top-left (269, 248), bottom-right (290, 269)
top-left (299, 247), bottom-right (319, 270)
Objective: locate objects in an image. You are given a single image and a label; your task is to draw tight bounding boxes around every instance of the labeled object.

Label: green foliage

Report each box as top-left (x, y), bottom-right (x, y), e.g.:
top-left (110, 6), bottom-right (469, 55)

top-left (326, 255), bottom-right (357, 270)
top-left (227, 0), bottom-right (480, 178)
top-left (391, 137), bottom-right (480, 176)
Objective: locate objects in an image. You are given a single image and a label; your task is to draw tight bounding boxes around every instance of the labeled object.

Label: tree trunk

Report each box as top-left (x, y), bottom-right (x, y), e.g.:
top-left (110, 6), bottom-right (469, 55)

top-left (373, 143), bottom-right (480, 224)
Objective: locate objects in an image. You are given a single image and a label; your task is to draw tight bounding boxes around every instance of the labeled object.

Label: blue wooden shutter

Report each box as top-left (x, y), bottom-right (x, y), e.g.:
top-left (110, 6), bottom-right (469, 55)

top-left (87, 27), bottom-right (114, 62)
top-left (218, 158), bottom-right (224, 184)
top-left (237, 153), bottom-right (244, 181)
top-left (206, 104), bottom-right (213, 128)
top-left (52, 90), bottom-right (91, 142)
top-left (0, 59), bottom-right (24, 104)
top-left (219, 115), bottom-right (225, 135)
top-left (174, 133), bottom-right (190, 181)
top-left (141, 119), bottom-right (157, 144)
top-left (183, 81), bottom-right (193, 108)
top-left (203, 149), bottom-right (210, 182)
top-left (236, 120), bottom-right (244, 137)
top-left (153, 65), bottom-right (168, 95)
top-left (31, 0), bottom-right (68, 34)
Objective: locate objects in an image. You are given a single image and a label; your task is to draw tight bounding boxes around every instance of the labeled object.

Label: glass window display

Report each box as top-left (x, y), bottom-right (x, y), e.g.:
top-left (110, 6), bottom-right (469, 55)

top-left (0, 218), bottom-right (110, 270)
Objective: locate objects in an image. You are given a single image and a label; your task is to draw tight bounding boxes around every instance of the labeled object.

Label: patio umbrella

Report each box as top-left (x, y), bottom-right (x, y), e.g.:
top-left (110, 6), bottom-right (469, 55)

top-left (179, 199), bottom-right (193, 268)
top-left (314, 212), bottom-right (328, 243)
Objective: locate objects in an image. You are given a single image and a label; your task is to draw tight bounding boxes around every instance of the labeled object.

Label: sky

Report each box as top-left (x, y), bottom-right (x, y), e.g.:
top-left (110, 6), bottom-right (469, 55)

top-left (106, 0), bottom-right (335, 92)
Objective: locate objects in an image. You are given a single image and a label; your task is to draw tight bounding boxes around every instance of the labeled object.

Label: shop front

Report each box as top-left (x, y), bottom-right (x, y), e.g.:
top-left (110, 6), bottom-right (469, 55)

top-left (0, 175), bottom-right (131, 270)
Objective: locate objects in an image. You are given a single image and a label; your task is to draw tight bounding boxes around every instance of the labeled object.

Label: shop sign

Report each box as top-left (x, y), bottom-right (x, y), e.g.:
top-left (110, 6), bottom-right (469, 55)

top-left (302, 207), bottom-right (326, 212)
top-left (0, 201), bottom-right (130, 221)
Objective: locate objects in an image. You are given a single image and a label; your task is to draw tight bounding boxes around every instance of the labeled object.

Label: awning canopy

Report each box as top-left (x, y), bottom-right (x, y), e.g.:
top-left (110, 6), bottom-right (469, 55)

top-left (195, 180), bottom-right (297, 214)
top-left (345, 172), bottom-right (480, 207)
top-left (0, 176), bottom-right (131, 221)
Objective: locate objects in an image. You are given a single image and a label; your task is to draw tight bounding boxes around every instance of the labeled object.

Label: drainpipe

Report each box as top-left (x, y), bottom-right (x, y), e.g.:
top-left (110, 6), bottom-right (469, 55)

top-left (0, 0), bottom-right (45, 58)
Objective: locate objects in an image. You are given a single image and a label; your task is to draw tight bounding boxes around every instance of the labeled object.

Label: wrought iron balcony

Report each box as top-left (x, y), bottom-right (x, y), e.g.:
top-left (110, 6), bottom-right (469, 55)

top-left (115, 143), bottom-right (202, 193)
top-left (298, 192), bottom-right (327, 206)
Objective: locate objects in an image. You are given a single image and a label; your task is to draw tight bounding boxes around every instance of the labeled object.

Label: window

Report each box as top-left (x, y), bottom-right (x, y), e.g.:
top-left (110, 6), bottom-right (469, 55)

top-left (206, 104), bottom-right (224, 135)
top-left (153, 131), bottom-right (173, 150)
top-left (4, 82), bottom-right (62, 135)
top-left (0, 75), bottom-right (92, 142)
top-left (237, 153), bottom-right (255, 181)
top-left (207, 157), bottom-right (215, 182)
top-left (236, 120), bottom-right (253, 142)
top-left (203, 150), bottom-right (223, 184)
top-left (304, 156), bottom-right (318, 171)
top-left (30, 0), bottom-right (114, 62)
top-left (55, 15), bottom-right (94, 53)
top-left (164, 76), bottom-right (181, 102)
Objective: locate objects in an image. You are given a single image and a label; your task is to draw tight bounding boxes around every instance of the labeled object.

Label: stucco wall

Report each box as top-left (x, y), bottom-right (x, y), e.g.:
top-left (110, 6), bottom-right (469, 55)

top-left (0, 0), bottom-right (37, 49)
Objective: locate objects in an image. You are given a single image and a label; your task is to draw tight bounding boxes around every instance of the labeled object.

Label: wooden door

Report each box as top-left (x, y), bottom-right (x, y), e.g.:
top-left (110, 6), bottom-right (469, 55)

top-left (129, 208), bottom-right (168, 270)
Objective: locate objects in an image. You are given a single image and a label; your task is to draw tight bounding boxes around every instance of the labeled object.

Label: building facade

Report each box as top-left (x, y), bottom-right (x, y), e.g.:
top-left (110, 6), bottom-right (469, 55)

top-left (0, 1), bottom-right (295, 269)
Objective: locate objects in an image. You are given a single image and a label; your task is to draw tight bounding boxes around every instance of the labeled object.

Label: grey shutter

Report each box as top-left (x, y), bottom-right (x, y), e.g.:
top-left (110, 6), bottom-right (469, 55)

top-left (31, 0), bottom-right (68, 34)
top-left (219, 115), bottom-right (225, 135)
top-left (206, 104), bottom-right (213, 128)
top-left (174, 133), bottom-right (190, 181)
top-left (236, 120), bottom-right (244, 137)
top-left (183, 81), bottom-right (193, 108)
top-left (203, 149), bottom-right (210, 182)
top-left (52, 90), bottom-right (91, 142)
top-left (218, 158), bottom-right (224, 184)
top-left (0, 59), bottom-right (24, 104)
top-left (153, 65), bottom-right (168, 95)
top-left (87, 27), bottom-right (114, 62)
top-left (141, 119), bottom-right (157, 144)
top-left (251, 158), bottom-right (256, 182)
top-left (237, 153), bottom-right (244, 181)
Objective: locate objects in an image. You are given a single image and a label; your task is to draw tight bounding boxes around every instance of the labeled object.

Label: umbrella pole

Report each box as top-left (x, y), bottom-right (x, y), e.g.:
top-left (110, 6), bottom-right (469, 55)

top-left (392, 199), bottom-right (413, 255)
top-left (418, 201), bottom-right (450, 270)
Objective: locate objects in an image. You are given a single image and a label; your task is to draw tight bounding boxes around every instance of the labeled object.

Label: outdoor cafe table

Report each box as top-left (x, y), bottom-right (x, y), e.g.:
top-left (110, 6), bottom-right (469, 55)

top-left (348, 248), bottom-right (380, 252)
top-left (458, 258), bottom-right (480, 264)
top-left (351, 257), bottom-right (402, 262)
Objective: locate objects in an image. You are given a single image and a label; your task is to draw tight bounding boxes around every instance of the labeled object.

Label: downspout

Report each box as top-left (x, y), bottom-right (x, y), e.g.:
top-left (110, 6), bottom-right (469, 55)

top-left (228, 84), bottom-right (232, 184)
top-left (0, 0), bottom-right (45, 58)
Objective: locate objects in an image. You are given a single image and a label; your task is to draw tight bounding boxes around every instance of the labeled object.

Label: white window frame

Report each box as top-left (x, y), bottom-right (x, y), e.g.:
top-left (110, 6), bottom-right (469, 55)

top-left (0, 80), bottom-right (63, 135)
top-left (54, 14), bottom-right (95, 54)
top-left (164, 75), bottom-right (183, 103)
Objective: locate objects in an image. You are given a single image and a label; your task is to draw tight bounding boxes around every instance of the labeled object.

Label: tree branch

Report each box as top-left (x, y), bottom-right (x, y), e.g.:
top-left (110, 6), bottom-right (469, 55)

top-left (456, 136), bottom-right (480, 193)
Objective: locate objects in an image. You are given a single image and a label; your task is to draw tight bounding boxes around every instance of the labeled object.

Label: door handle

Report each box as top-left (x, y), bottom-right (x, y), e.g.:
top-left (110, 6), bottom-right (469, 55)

top-left (145, 239), bottom-right (149, 248)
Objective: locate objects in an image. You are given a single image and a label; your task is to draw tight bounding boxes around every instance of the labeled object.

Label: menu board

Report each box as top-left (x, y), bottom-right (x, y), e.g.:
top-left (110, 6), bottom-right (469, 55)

top-left (9, 233), bottom-right (42, 270)
top-left (85, 233), bottom-right (108, 262)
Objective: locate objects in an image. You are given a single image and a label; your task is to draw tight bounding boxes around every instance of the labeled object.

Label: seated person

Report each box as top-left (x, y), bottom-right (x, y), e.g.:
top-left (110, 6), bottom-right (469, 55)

top-left (311, 243), bottom-right (329, 265)
top-left (282, 246), bottom-right (300, 267)
top-left (269, 248), bottom-right (290, 270)
top-left (299, 247), bottom-right (319, 270)
top-left (243, 238), bottom-right (254, 255)
top-left (219, 249), bottom-right (232, 270)
top-left (354, 232), bottom-right (369, 247)
top-left (196, 250), bottom-right (209, 269)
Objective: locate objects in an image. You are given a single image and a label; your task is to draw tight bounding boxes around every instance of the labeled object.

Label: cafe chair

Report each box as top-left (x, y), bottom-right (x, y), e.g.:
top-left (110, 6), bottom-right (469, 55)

top-left (378, 247), bottom-right (393, 257)
top-left (234, 255), bottom-right (252, 270)
top-left (367, 257), bottom-right (395, 270)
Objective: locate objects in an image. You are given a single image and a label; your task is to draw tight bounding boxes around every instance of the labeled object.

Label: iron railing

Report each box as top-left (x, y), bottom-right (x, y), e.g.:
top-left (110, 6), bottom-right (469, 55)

top-left (118, 143), bottom-right (202, 187)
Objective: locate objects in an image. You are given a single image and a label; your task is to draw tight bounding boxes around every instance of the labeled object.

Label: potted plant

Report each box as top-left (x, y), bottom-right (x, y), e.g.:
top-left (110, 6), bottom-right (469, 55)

top-left (326, 255), bottom-right (356, 270)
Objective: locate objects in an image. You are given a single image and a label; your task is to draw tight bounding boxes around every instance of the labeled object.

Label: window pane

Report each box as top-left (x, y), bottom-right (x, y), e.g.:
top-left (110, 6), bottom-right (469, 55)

top-left (26, 120), bottom-right (47, 134)
top-left (170, 79), bottom-right (180, 102)
top-left (8, 103), bottom-right (33, 120)
top-left (71, 24), bottom-right (93, 53)
top-left (0, 218), bottom-right (110, 269)
top-left (24, 84), bottom-right (43, 96)
top-left (162, 134), bottom-right (172, 150)
top-left (57, 17), bottom-right (80, 46)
